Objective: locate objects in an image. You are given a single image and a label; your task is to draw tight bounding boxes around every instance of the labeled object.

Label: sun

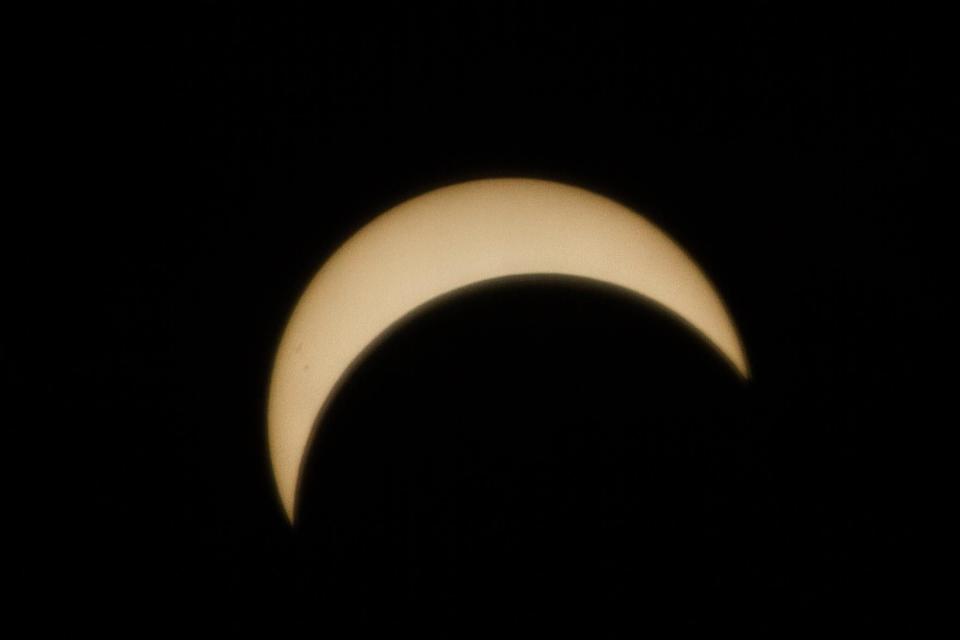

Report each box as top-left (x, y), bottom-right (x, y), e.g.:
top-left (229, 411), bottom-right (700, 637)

top-left (268, 178), bottom-right (749, 523)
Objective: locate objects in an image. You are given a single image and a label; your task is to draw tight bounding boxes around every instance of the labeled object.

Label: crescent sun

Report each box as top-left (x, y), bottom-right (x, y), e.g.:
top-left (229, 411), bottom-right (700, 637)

top-left (268, 178), bottom-right (750, 523)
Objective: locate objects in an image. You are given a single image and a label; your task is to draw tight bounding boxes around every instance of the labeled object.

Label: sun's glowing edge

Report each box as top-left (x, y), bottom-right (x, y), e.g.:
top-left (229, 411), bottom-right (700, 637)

top-left (268, 178), bottom-right (749, 523)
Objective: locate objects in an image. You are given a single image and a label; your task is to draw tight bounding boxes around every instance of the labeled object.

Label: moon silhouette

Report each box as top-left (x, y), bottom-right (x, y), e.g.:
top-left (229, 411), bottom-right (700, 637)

top-left (268, 178), bottom-right (749, 523)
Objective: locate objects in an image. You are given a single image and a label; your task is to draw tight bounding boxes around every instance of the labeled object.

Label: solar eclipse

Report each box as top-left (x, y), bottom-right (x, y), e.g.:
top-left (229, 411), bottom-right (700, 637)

top-left (269, 178), bottom-right (749, 523)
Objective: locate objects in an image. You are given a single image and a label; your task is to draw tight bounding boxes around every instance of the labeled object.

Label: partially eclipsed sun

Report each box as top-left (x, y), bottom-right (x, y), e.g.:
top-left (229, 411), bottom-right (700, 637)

top-left (268, 178), bottom-right (749, 523)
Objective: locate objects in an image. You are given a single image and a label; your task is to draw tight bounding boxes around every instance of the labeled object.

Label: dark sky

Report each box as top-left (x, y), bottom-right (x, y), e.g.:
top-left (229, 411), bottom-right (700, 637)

top-left (45, 3), bottom-right (947, 635)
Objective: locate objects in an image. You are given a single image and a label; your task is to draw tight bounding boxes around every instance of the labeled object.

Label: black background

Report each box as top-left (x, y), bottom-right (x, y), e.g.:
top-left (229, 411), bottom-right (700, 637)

top-left (47, 2), bottom-right (947, 635)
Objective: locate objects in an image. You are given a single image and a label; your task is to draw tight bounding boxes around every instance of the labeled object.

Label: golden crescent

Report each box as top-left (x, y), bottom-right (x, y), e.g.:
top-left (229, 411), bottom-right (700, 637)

top-left (268, 178), bottom-right (749, 523)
